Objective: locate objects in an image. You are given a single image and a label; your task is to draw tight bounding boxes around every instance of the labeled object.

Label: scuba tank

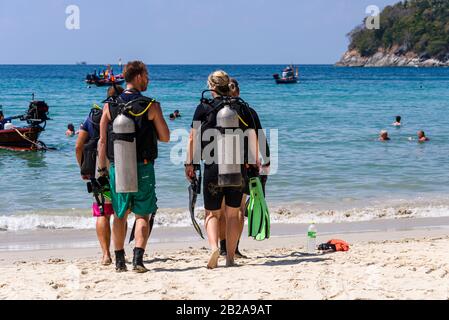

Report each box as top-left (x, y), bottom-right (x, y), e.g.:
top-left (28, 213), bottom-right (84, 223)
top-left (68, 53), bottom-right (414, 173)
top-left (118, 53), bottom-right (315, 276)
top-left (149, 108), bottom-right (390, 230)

top-left (216, 101), bottom-right (242, 187)
top-left (113, 113), bottom-right (138, 193)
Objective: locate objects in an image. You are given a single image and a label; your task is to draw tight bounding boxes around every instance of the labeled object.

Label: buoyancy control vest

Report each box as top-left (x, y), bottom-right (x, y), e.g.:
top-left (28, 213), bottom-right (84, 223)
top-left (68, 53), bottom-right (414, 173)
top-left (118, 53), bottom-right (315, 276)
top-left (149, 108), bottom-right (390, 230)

top-left (107, 92), bottom-right (158, 164)
top-left (198, 96), bottom-right (254, 148)
top-left (198, 93), bottom-right (257, 187)
top-left (80, 107), bottom-right (103, 177)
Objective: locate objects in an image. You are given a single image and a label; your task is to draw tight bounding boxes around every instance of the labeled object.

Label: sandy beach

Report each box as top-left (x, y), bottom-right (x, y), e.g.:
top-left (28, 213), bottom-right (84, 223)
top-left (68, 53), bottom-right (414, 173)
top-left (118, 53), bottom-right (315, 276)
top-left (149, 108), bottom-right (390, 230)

top-left (1, 218), bottom-right (449, 300)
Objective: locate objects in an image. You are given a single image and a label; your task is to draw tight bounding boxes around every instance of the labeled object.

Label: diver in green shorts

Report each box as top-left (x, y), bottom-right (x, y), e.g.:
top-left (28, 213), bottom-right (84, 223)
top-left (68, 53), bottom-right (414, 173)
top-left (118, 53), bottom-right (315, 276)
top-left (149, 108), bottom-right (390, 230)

top-left (98, 61), bottom-right (170, 273)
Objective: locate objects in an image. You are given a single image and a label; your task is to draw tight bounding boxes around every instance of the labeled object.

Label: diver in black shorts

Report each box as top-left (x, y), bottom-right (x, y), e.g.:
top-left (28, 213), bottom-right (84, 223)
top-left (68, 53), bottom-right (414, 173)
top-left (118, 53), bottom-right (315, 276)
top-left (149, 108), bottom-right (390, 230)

top-left (218, 78), bottom-right (271, 258)
top-left (185, 71), bottom-right (258, 268)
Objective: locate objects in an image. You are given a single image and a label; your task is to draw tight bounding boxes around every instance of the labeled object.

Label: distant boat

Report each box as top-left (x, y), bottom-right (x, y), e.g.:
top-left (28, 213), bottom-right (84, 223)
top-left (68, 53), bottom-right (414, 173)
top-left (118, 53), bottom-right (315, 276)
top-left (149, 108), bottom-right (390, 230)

top-left (76, 61), bottom-right (87, 65)
top-left (85, 73), bottom-right (125, 87)
top-left (273, 65), bottom-right (299, 84)
top-left (85, 61), bottom-right (125, 87)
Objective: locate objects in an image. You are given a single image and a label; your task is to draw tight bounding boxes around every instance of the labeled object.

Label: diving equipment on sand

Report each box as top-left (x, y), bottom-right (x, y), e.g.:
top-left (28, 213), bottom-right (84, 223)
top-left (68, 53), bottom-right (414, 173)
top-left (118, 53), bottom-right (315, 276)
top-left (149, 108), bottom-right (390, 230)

top-left (113, 112), bottom-right (138, 193)
top-left (188, 165), bottom-right (205, 239)
top-left (216, 100), bottom-right (242, 187)
top-left (247, 177), bottom-right (270, 241)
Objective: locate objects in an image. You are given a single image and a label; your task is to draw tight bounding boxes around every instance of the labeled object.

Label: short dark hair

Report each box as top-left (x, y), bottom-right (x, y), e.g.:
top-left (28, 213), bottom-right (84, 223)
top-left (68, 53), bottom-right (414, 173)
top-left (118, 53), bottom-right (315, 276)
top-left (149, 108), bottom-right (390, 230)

top-left (123, 61), bottom-right (148, 82)
top-left (68, 123), bottom-right (75, 131)
top-left (230, 78), bottom-right (239, 88)
top-left (396, 116), bottom-right (401, 122)
top-left (0, 110), bottom-right (3, 117)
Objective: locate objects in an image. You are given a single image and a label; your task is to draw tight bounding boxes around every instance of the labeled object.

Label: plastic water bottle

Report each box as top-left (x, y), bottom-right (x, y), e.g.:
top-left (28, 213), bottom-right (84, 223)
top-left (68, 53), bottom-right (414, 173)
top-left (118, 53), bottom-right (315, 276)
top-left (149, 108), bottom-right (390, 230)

top-left (307, 223), bottom-right (317, 254)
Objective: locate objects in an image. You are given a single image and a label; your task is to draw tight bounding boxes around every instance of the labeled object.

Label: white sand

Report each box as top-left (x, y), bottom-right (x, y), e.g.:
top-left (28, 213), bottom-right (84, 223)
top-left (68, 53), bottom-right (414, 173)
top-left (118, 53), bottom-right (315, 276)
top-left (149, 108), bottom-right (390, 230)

top-left (1, 223), bottom-right (449, 300)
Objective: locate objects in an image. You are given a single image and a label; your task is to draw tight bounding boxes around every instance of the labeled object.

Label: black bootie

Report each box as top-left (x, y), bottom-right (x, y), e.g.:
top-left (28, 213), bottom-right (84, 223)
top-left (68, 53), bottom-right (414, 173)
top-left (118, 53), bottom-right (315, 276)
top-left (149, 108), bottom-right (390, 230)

top-left (219, 240), bottom-right (227, 256)
top-left (115, 249), bottom-right (127, 272)
top-left (133, 247), bottom-right (148, 273)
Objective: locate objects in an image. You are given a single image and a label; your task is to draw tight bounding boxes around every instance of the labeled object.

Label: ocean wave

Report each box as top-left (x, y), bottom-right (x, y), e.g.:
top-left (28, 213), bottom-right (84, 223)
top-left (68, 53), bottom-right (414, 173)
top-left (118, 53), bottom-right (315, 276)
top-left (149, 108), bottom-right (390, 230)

top-left (1, 200), bottom-right (449, 232)
top-left (0, 208), bottom-right (195, 232)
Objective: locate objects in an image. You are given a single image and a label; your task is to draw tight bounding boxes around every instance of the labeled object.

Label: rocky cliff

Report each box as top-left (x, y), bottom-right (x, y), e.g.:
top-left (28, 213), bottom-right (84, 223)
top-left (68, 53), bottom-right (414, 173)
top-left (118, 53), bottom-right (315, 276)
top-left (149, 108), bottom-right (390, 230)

top-left (336, 48), bottom-right (449, 67)
top-left (337, 0), bottom-right (449, 68)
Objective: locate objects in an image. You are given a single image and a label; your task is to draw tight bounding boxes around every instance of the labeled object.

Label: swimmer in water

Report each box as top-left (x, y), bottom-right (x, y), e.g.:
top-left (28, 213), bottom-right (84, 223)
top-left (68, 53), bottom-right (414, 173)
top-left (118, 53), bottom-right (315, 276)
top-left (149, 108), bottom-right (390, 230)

top-left (66, 123), bottom-right (76, 137)
top-left (379, 130), bottom-right (391, 141)
top-left (417, 130), bottom-right (429, 143)
top-left (393, 116), bottom-right (402, 127)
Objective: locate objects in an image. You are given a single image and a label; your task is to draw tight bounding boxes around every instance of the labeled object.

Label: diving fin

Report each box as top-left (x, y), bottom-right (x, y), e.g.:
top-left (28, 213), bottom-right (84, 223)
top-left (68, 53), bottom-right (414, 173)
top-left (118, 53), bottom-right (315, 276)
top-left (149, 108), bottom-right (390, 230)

top-left (189, 185), bottom-right (204, 239)
top-left (188, 166), bottom-right (205, 239)
top-left (247, 177), bottom-right (270, 241)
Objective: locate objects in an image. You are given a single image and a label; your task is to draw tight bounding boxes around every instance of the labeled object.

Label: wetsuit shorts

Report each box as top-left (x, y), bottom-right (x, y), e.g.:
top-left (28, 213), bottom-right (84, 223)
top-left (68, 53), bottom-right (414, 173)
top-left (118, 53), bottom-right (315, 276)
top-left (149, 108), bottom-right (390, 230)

top-left (203, 164), bottom-right (243, 211)
top-left (109, 162), bottom-right (158, 218)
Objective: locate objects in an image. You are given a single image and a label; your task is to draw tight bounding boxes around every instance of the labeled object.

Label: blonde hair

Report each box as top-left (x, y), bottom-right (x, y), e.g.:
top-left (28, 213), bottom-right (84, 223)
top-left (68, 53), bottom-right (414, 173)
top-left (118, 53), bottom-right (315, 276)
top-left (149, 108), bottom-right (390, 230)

top-left (207, 70), bottom-right (236, 96)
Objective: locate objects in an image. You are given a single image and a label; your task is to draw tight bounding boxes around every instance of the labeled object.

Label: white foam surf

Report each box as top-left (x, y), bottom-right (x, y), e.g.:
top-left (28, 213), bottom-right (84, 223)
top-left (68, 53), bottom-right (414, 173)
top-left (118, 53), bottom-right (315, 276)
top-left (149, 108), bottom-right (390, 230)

top-left (1, 199), bottom-right (449, 232)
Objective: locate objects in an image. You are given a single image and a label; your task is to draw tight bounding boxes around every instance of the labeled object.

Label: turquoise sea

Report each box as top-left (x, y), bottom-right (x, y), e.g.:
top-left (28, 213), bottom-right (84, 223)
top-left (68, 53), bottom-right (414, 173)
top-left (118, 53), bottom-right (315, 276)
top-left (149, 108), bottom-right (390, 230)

top-left (1, 65), bottom-right (449, 230)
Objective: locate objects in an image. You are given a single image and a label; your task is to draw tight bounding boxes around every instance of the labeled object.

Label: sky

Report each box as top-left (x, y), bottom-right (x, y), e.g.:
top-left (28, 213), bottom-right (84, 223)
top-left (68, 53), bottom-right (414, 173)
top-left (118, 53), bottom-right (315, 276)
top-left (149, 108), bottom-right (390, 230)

top-left (0, 0), bottom-right (398, 64)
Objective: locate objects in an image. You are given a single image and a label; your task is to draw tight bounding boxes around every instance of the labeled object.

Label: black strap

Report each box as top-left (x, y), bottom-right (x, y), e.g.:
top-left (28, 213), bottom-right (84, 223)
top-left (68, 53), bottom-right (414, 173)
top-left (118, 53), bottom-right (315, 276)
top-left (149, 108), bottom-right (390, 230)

top-left (91, 178), bottom-right (106, 216)
top-left (112, 132), bottom-right (135, 142)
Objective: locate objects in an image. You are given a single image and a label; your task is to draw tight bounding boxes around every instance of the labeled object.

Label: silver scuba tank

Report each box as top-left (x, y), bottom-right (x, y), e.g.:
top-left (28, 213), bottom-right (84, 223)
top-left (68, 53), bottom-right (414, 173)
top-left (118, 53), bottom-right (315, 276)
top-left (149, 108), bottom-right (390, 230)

top-left (216, 103), bottom-right (242, 187)
top-left (113, 113), bottom-right (138, 193)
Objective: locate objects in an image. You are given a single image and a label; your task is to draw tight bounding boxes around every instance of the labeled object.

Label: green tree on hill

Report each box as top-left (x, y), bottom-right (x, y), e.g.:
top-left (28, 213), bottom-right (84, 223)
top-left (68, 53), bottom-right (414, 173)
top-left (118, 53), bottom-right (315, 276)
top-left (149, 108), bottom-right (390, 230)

top-left (348, 0), bottom-right (449, 60)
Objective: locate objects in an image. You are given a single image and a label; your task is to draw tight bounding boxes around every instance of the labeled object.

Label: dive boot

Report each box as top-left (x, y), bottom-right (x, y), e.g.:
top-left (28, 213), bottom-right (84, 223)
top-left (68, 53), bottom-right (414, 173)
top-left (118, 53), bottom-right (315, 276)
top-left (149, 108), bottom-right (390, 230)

top-left (132, 247), bottom-right (149, 273)
top-left (220, 239), bottom-right (227, 256)
top-left (115, 249), bottom-right (127, 273)
top-left (235, 241), bottom-right (248, 259)
top-left (220, 240), bottom-right (247, 259)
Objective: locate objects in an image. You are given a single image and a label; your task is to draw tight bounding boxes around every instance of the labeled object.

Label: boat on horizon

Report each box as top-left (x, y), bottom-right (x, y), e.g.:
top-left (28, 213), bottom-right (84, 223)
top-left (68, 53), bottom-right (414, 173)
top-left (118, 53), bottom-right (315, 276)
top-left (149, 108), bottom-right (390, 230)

top-left (85, 75), bottom-right (125, 87)
top-left (0, 95), bottom-right (51, 151)
top-left (85, 64), bottom-right (125, 87)
top-left (273, 65), bottom-right (299, 84)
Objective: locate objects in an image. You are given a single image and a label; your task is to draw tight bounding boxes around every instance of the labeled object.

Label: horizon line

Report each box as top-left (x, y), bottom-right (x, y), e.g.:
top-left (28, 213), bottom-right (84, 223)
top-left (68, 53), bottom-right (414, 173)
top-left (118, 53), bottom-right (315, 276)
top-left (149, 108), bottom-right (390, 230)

top-left (0, 63), bottom-right (335, 66)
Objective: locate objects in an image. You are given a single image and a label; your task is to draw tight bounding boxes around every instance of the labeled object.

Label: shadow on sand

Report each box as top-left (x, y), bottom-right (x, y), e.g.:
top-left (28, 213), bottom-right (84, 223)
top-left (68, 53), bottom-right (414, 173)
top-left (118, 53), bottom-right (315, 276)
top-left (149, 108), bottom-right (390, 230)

top-left (144, 251), bottom-right (331, 272)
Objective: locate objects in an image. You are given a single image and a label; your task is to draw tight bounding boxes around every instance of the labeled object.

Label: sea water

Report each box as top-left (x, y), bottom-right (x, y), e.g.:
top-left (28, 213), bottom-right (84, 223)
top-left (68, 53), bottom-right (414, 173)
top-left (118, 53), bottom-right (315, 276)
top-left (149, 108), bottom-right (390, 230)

top-left (1, 65), bottom-right (449, 231)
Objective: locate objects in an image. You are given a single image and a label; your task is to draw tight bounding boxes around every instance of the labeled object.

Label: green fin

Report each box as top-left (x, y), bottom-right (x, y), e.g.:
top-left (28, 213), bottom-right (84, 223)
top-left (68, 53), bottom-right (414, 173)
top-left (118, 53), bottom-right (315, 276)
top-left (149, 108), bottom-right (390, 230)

top-left (247, 177), bottom-right (270, 241)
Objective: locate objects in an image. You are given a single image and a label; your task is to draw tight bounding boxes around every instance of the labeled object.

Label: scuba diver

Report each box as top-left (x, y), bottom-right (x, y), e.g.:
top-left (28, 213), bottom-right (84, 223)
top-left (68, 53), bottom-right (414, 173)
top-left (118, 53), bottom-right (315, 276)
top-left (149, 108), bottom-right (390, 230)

top-left (76, 86), bottom-right (124, 266)
top-left (185, 70), bottom-right (259, 269)
top-left (98, 61), bottom-right (170, 273)
top-left (218, 78), bottom-right (271, 258)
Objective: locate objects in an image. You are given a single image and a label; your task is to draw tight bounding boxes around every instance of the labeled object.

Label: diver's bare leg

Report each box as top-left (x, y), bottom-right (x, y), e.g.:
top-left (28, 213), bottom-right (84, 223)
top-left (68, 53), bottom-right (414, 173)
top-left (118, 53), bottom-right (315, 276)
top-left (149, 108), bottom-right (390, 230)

top-left (96, 215), bottom-right (112, 265)
top-left (205, 210), bottom-right (221, 269)
top-left (225, 206), bottom-right (241, 267)
top-left (113, 210), bottom-right (130, 251)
